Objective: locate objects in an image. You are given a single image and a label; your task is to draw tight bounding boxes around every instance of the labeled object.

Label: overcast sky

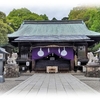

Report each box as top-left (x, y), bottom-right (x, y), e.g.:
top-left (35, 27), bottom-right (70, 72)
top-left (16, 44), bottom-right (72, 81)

top-left (0, 0), bottom-right (100, 20)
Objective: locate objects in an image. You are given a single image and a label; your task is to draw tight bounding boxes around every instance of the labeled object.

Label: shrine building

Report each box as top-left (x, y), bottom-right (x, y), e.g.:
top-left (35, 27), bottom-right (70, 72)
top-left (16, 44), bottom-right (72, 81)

top-left (8, 20), bottom-right (100, 72)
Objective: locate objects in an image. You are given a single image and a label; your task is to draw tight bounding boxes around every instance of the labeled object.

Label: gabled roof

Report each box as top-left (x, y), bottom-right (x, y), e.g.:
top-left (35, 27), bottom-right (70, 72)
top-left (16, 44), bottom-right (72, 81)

top-left (8, 20), bottom-right (100, 41)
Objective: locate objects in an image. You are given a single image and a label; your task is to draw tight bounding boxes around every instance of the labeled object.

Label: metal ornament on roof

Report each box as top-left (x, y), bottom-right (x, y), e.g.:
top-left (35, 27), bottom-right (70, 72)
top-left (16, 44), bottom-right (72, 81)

top-left (61, 47), bottom-right (67, 56)
top-left (37, 48), bottom-right (44, 57)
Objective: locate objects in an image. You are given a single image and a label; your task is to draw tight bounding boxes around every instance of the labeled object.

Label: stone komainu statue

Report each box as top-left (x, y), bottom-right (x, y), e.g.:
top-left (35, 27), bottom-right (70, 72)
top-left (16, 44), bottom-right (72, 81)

top-left (7, 53), bottom-right (18, 64)
top-left (87, 52), bottom-right (99, 65)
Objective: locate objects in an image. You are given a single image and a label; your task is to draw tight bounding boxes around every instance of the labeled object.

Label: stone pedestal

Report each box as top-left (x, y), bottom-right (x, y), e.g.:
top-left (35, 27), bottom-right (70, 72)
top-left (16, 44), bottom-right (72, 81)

top-left (85, 65), bottom-right (100, 77)
top-left (0, 61), bottom-right (5, 82)
top-left (4, 64), bottom-right (20, 78)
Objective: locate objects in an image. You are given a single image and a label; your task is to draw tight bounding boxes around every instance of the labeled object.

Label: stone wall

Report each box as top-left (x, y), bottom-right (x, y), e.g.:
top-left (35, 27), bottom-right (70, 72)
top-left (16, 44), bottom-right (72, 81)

top-left (4, 64), bottom-right (20, 78)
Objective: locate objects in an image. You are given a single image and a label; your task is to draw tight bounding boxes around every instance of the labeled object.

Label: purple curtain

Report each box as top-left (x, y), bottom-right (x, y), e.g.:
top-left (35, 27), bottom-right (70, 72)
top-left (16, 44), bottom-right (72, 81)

top-left (32, 47), bottom-right (74, 60)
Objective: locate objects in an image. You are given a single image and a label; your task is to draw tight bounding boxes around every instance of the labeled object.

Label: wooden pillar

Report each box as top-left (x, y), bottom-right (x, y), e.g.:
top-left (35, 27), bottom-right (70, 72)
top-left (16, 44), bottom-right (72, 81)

top-left (85, 43), bottom-right (88, 58)
top-left (32, 60), bottom-right (35, 70)
top-left (18, 42), bottom-right (21, 58)
top-left (70, 59), bottom-right (74, 71)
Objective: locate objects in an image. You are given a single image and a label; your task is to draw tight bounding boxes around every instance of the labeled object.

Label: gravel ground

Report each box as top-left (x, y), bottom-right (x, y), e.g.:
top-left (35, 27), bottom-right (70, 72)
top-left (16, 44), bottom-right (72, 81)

top-left (0, 72), bottom-right (34, 95)
top-left (73, 73), bottom-right (100, 93)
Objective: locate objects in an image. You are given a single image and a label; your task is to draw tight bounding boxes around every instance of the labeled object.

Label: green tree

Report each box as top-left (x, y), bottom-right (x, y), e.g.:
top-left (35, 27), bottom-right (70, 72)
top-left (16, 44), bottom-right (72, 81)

top-left (0, 20), bottom-right (8, 46)
top-left (51, 17), bottom-right (57, 21)
top-left (90, 9), bottom-right (100, 32)
top-left (89, 42), bottom-right (100, 52)
top-left (0, 11), bottom-right (14, 46)
top-left (7, 8), bottom-right (49, 31)
top-left (68, 6), bottom-right (98, 30)
top-left (0, 11), bottom-right (6, 22)
top-left (7, 8), bottom-right (31, 31)
top-left (61, 17), bottom-right (68, 20)
top-left (40, 14), bottom-right (49, 20)
top-left (68, 6), bottom-right (87, 20)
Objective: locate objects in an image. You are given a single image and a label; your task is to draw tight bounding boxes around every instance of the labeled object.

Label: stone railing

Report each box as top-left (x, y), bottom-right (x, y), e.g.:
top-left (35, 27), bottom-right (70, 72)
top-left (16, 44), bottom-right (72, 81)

top-left (4, 64), bottom-right (20, 78)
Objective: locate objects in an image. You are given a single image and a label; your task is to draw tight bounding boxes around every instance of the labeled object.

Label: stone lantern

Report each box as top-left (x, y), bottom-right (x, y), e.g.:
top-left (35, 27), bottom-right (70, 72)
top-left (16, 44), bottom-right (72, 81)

top-left (0, 47), bottom-right (8, 83)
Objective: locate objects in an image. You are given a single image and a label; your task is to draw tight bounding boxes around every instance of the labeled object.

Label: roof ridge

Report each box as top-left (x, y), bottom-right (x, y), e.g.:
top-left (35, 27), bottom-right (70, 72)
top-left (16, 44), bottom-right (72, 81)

top-left (23, 20), bottom-right (83, 24)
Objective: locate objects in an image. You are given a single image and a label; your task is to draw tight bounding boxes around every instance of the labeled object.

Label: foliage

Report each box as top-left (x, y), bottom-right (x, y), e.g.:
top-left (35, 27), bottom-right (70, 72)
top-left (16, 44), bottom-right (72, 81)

top-left (61, 17), bottom-right (68, 20)
top-left (89, 43), bottom-right (100, 52)
top-left (51, 17), bottom-right (57, 20)
top-left (40, 14), bottom-right (48, 20)
top-left (0, 8), bottom-right (49, 46)
top-left (0, 11), bottom-right (14, 46)
top-left (68, 6), bottom-right (100, 32)
top-left (0, 20), bottom-right (9, 46)
top-left (7, 8), bottom-right (49, 31)
top-left (90, 9), bottom-right (100, 32)
top-left (0, 11), bottom-right (6, 22)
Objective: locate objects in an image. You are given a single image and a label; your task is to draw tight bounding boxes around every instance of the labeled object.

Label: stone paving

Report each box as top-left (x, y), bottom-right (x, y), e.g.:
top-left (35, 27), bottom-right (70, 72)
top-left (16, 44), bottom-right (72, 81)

top-left (73, 73), bottom-right (100, 93)
top-left (0, 72), bottom-right (34, 95)
top-left (0, 72), bottom-right (100, 100)
top-left (3, 73), bottom-right (99, 95)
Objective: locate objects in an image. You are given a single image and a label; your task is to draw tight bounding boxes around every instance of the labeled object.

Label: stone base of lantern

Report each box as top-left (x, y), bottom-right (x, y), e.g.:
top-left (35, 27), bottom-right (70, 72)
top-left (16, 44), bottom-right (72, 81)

top-left (85, 65), bottom-right (100, 77)
top-left (4, 64), bottom-right (20, 78)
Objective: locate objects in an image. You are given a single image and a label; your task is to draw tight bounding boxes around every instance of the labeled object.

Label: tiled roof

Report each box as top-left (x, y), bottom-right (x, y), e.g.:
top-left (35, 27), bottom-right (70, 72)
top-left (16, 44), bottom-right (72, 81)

top-left (15, 35), bottom-right (90, 42)
top-left (8, 20), bottom-right (100, 41)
